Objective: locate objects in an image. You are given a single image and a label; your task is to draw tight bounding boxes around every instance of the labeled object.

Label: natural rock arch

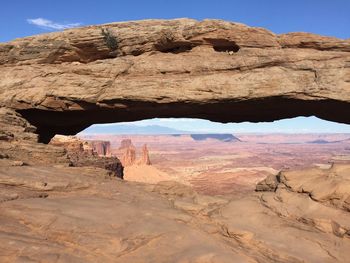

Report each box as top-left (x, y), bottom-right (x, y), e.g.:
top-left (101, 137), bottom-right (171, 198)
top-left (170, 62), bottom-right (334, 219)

top-left (18, 99), bottom-right (350, 144)
top-left (0, 18), bottom-right (349, 163)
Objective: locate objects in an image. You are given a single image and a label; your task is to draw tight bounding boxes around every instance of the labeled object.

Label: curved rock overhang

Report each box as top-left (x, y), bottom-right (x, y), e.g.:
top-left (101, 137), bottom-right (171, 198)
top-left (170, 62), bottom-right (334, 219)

top-left (0, 18), bottom-right (350, 143)
top-left (18, 99), bottom-right (350, 143)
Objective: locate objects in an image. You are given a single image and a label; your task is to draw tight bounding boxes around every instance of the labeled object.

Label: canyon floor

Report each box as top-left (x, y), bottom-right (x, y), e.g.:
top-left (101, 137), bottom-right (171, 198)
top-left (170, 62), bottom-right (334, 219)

top-left (82, 133), bottom-right (350, 194)
top-left (1, 133), bottom-right (350, 262)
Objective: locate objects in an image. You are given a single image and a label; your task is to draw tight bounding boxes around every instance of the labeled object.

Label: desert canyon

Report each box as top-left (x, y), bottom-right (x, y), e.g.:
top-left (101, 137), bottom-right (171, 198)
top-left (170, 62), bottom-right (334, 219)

top-left (0, 18), bottom-right (350, 262)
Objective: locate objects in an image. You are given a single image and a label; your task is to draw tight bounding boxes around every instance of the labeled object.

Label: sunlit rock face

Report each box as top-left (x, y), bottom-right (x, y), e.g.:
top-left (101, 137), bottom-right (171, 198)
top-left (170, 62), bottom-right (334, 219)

top-left (0, 18), bottom-right (349, 153)
top-left (50, 135), bottom-right (123, 178)
top-left (86, 140), bottom-right (112, 156)
top-left (0, 18), bottom-right (350, 262)
top-left (121, 144), bottom-right (136, 167)
top-left (120, 141), bottom-right (151, 167)
top-left (1, 162), bottom-right (350, 262)
top-left (137, 144), bottom-right (151, 165)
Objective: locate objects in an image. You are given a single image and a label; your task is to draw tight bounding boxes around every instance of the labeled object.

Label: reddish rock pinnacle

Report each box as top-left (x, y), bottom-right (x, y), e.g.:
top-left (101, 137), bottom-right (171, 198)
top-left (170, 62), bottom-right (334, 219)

top-left (121, 145), bottom-right (136, 166)
top-left (137, 144), bottom-right (151, 165)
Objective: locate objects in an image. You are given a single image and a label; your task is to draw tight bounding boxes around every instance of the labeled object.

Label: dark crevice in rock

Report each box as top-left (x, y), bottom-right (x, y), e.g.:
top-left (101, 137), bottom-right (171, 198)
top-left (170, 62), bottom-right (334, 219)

top-left (156, 43), bottom-right (192, 54)
top-left (68, 42), bottom-right (118, 63)
top-left (35, 124), bottom-right (89, 144)
top-left (130, 50), bottom-right (143, 56)
top-left (204, 38), bottom-right (240, 53)
top-left (155, 42), bottom-right (194, 54)
top-left (213, 44), bottom-right (240, 53)
top-left (162, 45), bottom-right (193, 53)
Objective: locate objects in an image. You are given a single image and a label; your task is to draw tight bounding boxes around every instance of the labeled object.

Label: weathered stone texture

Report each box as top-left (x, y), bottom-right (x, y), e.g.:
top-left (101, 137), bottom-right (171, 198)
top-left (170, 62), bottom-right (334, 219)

top-left (0, 19), bottom-right (349, 149)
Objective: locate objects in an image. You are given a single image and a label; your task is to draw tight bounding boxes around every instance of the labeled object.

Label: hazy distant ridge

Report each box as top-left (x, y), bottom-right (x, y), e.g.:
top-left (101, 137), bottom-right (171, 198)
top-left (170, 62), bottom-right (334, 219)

top-left (81, 124), bottom-right (192, 134)
top-left (190, 134), bottom-right (240, 142)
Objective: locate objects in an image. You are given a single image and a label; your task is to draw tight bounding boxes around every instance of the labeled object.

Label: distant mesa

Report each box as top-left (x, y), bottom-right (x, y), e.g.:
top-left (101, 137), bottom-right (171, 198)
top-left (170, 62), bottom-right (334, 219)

top-left (307, 138), bottom-right (350, 144)
top-left (308, 139), bottom-right (331, 144)
top-left (190, 134), bottom-right (241, 142)
top-left (119, 139), bottom-right (134, 149)
top-left (170, 134), bottom-right (182, 137)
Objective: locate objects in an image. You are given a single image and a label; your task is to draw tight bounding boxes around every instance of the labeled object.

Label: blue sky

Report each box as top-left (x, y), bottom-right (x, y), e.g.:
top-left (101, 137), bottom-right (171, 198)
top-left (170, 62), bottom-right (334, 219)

top-left (2, 0), bottom-right (350, 42)
top-left (2, 0), bottom-right (350, 133)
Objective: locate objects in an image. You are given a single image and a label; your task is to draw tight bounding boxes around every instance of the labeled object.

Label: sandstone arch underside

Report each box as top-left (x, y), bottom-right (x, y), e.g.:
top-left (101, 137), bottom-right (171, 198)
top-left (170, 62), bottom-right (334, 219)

top-left (0, 18), bottom-right (350, 162)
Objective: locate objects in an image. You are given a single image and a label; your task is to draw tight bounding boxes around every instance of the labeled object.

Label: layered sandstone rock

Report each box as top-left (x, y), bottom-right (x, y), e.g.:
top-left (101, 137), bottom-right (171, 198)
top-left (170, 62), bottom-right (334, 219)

top-left (0, 18), bottom-right (349, 151)
top-left (50, 135), bottom-right (123, 178)
top-left (0, 163), bottom-right (350, 262)
top-left (258, 163), bottom-right (350, 212)
top-left (86, 140), bottom-right (111, 156)
top-left (50, 135), bottom-right (85, 152)
top-left (0, 107), bottom-right (68, 165)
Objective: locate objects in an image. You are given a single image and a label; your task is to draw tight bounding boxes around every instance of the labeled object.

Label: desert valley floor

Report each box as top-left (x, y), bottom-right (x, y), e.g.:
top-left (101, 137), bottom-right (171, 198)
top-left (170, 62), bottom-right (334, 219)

top-left (80, 133), bottom-right (350, 195)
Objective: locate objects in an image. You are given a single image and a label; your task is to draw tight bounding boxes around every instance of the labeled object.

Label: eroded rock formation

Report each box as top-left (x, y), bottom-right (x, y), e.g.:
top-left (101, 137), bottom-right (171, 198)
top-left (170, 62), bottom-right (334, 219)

top-left (87, 140), bottom-right (111, 156)
top-left (1, 163), bottom-right (350, 262)
top-left (119, 139), bottom-right (133, 150)
top-left (257, 163), bottom-right (350, 213)
top-left (121, 145), bottom-right (136, 167)
top-left (137, 144), bottom-right (151, 165)
top-left (0, 18), bottom-right (349, 154)
top-left (121, 141), bottom-right (151, 167)
top-left (50, 135), bottom-right (123, 178)
top-left (0, 108), bottom-right (68, 165)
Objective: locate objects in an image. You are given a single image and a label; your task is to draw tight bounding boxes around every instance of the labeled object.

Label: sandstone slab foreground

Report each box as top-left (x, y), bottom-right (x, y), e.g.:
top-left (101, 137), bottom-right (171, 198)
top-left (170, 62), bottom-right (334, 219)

top-left (1, 163), bottom-right (350, 262)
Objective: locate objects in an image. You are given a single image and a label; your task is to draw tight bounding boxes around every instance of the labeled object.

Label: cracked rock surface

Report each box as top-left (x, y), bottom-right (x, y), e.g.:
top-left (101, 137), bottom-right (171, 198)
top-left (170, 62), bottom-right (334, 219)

top-left (0, 161), bottom-right (349, 262)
